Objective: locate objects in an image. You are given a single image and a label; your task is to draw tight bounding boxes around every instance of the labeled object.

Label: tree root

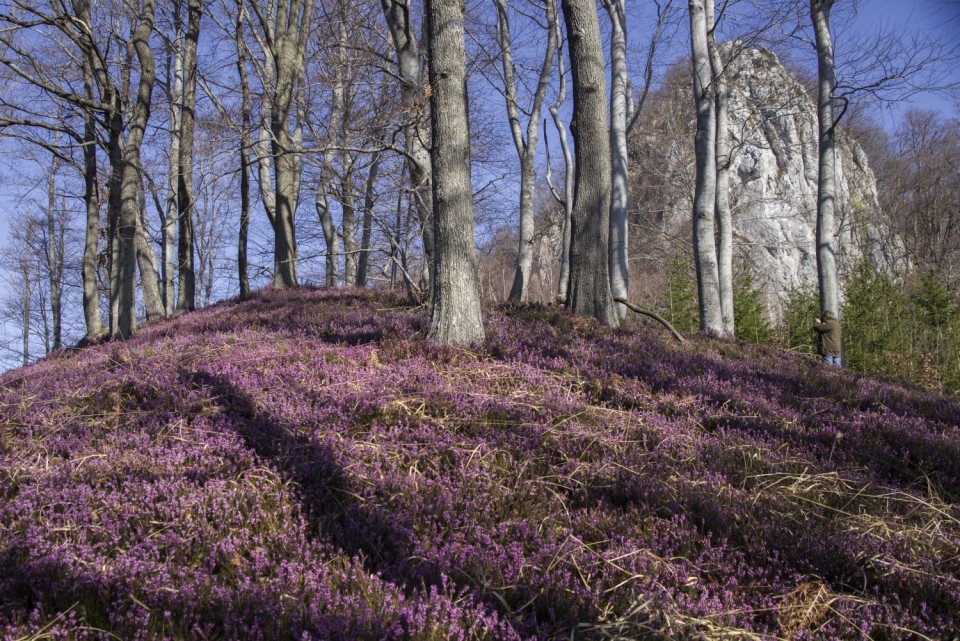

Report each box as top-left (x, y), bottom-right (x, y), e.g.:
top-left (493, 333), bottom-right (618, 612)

top-left (614, 297), bottom-right (686, 343)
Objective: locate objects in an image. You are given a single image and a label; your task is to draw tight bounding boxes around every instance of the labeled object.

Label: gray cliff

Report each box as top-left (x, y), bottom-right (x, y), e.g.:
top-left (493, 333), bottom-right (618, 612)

top-left (636, 46), bottom-right (905, 318)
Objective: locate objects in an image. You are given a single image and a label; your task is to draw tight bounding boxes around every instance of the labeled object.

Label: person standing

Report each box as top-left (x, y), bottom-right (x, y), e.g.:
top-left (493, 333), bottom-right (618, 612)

top-left (814, 310), bottom-right (842, 367)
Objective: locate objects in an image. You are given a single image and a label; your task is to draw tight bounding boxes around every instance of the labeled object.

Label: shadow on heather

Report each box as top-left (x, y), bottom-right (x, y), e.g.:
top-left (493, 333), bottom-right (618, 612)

top-left (179, 370), bottom-right (450, 592)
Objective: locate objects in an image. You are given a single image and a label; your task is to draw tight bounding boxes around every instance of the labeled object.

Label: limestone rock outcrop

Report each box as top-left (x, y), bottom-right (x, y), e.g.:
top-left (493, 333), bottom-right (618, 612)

top-left (631, 46), bottom-right (905, 317)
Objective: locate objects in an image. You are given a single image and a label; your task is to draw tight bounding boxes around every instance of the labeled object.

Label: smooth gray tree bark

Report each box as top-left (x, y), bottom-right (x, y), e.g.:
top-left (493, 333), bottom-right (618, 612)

top-left (251, 0), bottom-right (313, 288)
top-left (341, 166), bottom-right (358, 286)
top-left (163, 4), bottom-right (183, 315)
top-left (176, 0), bottom-right (201, 312)
top-left (426, 0), bottom-right (485, 345)
top-left (236, 0), bottom-right (252, 299)
top-left (603, 0), bottom-right (629, 319)
top-left (115, 0), bottom-right (157, 338)
top-left (688, 0), bottom-right (723, 333)
top-left (706, 0), bottom-right (733, 336)
top-left (356, 148), bottom-right (383, 287)
top-left (811, 0), bottom-right (841, 318)
top-left (81, 53), bottom-right (104, 339)
top-left (136, 193), bottom-right (165, 320)
top-left (561, 0), bottom-right (617, 327)
top-left (20, 220), bottom-right (32, 365)
top-left (44, 148), bottom-right (63, 350)
top-left (545, 35), bottom-right (574, 303)
top-left (380, 0), bottom-right (435, 295)
top-left (496, 0), bottom-right (557, 303)
top-left (313, 26), bottom-right (345, 288)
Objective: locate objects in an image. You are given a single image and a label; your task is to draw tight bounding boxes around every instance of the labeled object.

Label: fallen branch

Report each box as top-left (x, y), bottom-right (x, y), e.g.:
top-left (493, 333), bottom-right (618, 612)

top-left (614, 298), bottom-right (686, 343)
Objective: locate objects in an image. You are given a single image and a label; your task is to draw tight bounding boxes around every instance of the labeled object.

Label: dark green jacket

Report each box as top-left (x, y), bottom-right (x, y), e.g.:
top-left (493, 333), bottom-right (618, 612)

top-left (814, 313), bottom-right (841, 357)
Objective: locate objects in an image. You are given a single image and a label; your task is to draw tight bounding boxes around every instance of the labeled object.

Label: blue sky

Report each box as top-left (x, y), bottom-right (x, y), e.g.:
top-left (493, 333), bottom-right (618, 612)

top-left (848, 0), bottom-right (960, 118)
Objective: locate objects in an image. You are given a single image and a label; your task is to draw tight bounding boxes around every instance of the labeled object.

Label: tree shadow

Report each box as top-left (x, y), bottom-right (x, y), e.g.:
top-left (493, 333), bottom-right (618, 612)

top-left (179, 369), bottom-right (444, 590)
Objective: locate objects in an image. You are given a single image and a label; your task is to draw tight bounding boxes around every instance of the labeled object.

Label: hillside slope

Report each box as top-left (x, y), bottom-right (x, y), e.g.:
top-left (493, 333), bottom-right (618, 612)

top-left (1, 288), bottom-right (958, 640)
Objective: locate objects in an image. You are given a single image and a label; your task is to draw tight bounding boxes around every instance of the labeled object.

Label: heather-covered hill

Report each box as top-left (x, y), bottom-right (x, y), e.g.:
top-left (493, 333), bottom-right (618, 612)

top-left (1, 288), bottom-right (958, 640)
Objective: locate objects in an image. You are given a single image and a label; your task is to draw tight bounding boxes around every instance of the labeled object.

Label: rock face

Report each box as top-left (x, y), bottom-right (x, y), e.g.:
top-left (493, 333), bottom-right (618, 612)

top-left (632, 46), bottom-right (905, 318)
top-left (723, 46), bottom-right (903, 315)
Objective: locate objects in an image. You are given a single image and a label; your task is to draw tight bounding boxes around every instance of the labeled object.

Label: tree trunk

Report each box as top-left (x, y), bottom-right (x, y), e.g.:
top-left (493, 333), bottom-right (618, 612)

top-left (604, 0), bottom-right (629, 319)
top-left (45, 149), bottom-right (63, 350)
top-left (426, 0), bottom-right (484, 345)
top-left (356, 149), bottom-right (383, 287)
top-left (341, 167), bottom-right (358, 286)
top-left (136, 193), bottom-right (165, 320)
top-left (21, 221), bottom-right (31, 366)
top-left (176, 0), bottom-right (200, 312)
top-left (688, 0), bottom-right (723, 333)
top-left (249, 0), bottom-right (311, 289)
top-left (706, 0), bottom-right (733, 336)
top-left (811, 0), bottom-right (841, 317)
top-left (81, 55), bottom-right (104, 339)
top-left (269, 11), bottom-right (311, 288)
top-left (237, 0), bottom-right (252, 298)
top-left (498, 0), bottom-right (557, 303)
top-left (106, 113), bottom-right (123, 338)
top-left (561, 0), bottom-right (617, 327)
top-left (546, 31), bottom-right (574, 303)
top-left (316, 185), bottom-right (340, 287)
top-left (163, 4), bottom-right (183, 315)
top-left (380, 0), bottom-right (435, 294)
top-left (316, 27), bottom-right (345, 288)
top-left (114, 0), bottom-right (156, 339)
top-left (257, 127), bottom-right (277, 229)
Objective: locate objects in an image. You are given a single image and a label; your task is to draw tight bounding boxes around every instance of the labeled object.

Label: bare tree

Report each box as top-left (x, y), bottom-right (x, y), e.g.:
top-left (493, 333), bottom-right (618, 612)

top-left (0, 0), bottom-right (154, 337)
top-left (81, 54), bottom-right (104, 339)
top-left (236, 0), bottom-right (253, 299)
top-left (175, 0), bottom-right (202, 312)
top-left (491, 0), bottom-right (557, 303)
top-left (603, 0), bottom-right (629, 319)
top-left (560, 0), bottom-right (617, 326)
top-left (43, 147), bottom-right (65, 350)
top-left (810, 0), bottom-right (840, 318)
top-left (602, 0), bottom-right (672, 319)
top-left (545, 35), bottom-right (574, 303)
top-left (356, 146), bottom-right (383, 287)
top-left (115, 0), bottom-right (160, 336)
top-left (688, 0), bottom-right (723, 333)
top-left (380, 0), bottom-right (434, 294)
top-left (161, 0), bottom-right (184, 315)
top-left (426, 0), bottom-right (485, 345)
top-left (308, 0), bottom-right (346, 288)
top-left (250, 0), bottom-right (314, 288)
top-left (2, 214), bottom-right (37, 366)
top-left (706, 0), bottom-right (733, 336)
top-left (875, 109), bottom-right (960, 285)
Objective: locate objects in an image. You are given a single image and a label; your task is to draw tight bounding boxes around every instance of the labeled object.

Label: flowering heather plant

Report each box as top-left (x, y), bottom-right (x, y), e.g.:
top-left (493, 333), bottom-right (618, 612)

top-left (1, 287), bottom-right (958, 640)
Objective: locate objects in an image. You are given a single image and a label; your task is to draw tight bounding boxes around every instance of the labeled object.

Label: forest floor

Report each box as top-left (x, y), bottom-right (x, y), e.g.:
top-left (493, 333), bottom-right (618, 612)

top-left (1, 287), bottom-right (958, 640)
